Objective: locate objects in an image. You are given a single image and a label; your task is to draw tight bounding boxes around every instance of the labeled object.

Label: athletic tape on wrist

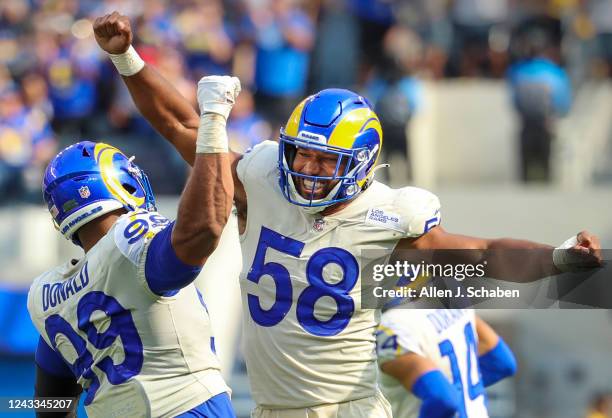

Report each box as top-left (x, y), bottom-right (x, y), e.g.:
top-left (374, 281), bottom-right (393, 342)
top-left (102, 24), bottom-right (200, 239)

top-left (109, 45), bottom-right (145, 76)
top-left (552, 235), bottom-right (579, 272)
top-left (196, 113), bottom-right (229, 154)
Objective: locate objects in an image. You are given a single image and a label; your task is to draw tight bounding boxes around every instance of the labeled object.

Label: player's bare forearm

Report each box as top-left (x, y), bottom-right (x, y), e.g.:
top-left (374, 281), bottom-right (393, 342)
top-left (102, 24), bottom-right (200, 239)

top-left (402, 227), bottom-right (559, 282)
top-left (475, 317), bottom-right (501, 356)
top-left (382, 354), bottom-right (460, 416)
top-left (94, 12), bottom-right (248, 215)
top-left (171, 76), bottom-right (241, 265)
top-left (127, 68), bottom-right (247, 217)
top-left (381, 353), bottom-right (437, 392)
top-left (122, 68), bottom-right (247, 201)
top-left (94, 12), bottom-right (200, 165)
top-left (410, 226), bottom-right (555, 252)
top-left (172, 153), bottom-right (234, 266)
top-left (481, 236), bottom-right (560, 281)
top-left (122, 68), bottom-right (248, 185)
top-left (122, 65), bottom-right (200, 165)
top-left (475, 320), bottom-right (518, 386)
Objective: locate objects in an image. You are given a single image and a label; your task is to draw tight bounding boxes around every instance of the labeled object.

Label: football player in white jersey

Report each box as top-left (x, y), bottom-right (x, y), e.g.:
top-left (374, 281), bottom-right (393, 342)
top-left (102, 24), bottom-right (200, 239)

top-left (377, 308), bottom-right (517, 418)
top-left (93, 12), bottom-right (602, 417)
top-left (27, 74), bottom-right (241, 417)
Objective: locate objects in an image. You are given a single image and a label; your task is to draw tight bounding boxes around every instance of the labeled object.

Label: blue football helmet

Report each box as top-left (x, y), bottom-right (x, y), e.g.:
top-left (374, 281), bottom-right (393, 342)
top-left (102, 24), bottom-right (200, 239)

top-left (43, 141), bottom-right (156, 245)
top-left (279, 88), bottom-right (383, 212)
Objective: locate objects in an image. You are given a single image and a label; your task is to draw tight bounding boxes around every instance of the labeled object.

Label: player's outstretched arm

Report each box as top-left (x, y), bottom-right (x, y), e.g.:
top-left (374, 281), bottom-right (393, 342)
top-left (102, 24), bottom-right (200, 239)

top-left (93, 12), bottom-right (199, 165)
top-left (475, 317), bottom-right (517, 387)
top-left (93, 12), bottom-right (247, 217)
top-left (381, 353), bottom-right (459, 418)
top-left (171, 76), bottom-right (240, 266)
top-left (402, 226), bottom-right (602, 282)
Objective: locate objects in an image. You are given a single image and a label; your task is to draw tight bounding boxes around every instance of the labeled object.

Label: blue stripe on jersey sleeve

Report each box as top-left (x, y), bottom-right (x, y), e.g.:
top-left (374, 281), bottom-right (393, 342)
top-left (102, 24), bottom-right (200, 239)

top-left (35, 337), bottom-right (74, 378)
top-left (413, 370), bottom-right (460, 418)
top-left (145, 221), bottom-right (203, 296)
top-left (478, 338), bottom-right (517, 387)
top-left (174, 392), bottom-right (235, 417)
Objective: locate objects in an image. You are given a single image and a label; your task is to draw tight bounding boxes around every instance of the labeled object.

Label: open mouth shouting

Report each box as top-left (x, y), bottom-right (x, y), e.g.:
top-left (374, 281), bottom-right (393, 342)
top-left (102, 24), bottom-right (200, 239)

top-left (296, 177), bottom-right (331, 199)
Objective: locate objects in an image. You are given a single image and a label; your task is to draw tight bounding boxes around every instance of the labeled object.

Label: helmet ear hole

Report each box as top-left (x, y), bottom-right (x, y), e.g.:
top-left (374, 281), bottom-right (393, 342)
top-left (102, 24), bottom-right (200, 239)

top-left (122, 183), bottom-right (137, 194)
top-left (284, 144), bottom-right (298, 168)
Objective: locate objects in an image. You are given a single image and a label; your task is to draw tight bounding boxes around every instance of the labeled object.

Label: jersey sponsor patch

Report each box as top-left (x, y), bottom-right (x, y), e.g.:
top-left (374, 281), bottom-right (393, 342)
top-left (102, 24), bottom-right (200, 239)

top-left (365, 207), bottom-right (404, 232)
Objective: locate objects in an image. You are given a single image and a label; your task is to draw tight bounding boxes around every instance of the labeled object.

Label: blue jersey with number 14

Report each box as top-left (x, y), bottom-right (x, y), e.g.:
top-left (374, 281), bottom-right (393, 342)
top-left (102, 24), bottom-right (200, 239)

top-left (27, 211), bottom-right (229, 418)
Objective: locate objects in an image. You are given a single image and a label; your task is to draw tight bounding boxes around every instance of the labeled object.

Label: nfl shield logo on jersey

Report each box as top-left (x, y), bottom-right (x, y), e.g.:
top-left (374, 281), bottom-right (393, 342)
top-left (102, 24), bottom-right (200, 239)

top-left (79, 186), bottom-right (91, 199)
top-left (313, 218), bottom-right (325, 232)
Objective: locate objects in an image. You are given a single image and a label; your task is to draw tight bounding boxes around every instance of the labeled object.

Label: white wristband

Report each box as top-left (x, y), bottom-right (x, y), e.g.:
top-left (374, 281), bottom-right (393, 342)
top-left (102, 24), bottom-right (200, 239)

top-left (552, 235), bottom-right (579, 272)
top-left (109, 45), bottom-right (145, 76)
top-left (196, 113), bottom-right (229, 154)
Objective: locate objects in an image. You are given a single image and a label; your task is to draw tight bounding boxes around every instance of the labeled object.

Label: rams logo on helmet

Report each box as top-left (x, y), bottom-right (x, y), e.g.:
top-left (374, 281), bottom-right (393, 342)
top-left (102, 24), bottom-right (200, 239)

top-left (43, 141), bottom-right (156, 246)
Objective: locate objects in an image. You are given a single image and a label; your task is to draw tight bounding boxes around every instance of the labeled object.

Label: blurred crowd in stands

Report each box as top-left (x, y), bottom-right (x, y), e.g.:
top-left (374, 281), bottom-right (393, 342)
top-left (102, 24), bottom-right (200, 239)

top-left (585, 392), bottom-right (612, 418)
top-left (1, 0), bottom-right (611, 201)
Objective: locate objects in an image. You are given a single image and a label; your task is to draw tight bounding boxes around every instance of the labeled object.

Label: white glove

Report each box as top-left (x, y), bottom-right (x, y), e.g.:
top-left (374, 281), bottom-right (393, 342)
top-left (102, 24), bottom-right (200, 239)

top-left (197, 75), bottom-right (241, 120)
top-left (195, 75), bottom-right (241, 154)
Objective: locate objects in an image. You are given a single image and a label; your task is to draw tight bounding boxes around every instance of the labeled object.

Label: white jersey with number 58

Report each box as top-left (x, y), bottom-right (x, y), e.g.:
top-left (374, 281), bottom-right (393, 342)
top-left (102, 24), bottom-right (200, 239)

top-left (377, 309), bottom-right (489, 418)
top-left (236, 141), bottom-right (442, 408)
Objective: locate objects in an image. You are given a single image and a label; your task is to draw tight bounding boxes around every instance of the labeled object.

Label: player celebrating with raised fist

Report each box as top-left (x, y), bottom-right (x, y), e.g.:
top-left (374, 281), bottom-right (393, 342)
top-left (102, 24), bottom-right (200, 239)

top-left (27, 73), bottom-right (241, 417)
top-left (93, 12), bottom-right (602, 418)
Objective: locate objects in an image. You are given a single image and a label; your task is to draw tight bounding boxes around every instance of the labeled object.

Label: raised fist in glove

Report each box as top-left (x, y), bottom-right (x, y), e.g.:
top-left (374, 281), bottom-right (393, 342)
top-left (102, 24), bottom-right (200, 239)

top-left (197, 76), bottom-right (242, 120)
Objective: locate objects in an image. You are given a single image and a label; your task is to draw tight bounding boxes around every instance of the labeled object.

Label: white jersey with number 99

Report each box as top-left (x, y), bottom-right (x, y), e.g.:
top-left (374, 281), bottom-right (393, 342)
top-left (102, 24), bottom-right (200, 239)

top-left (28, 211), bottom-right (228, 418)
